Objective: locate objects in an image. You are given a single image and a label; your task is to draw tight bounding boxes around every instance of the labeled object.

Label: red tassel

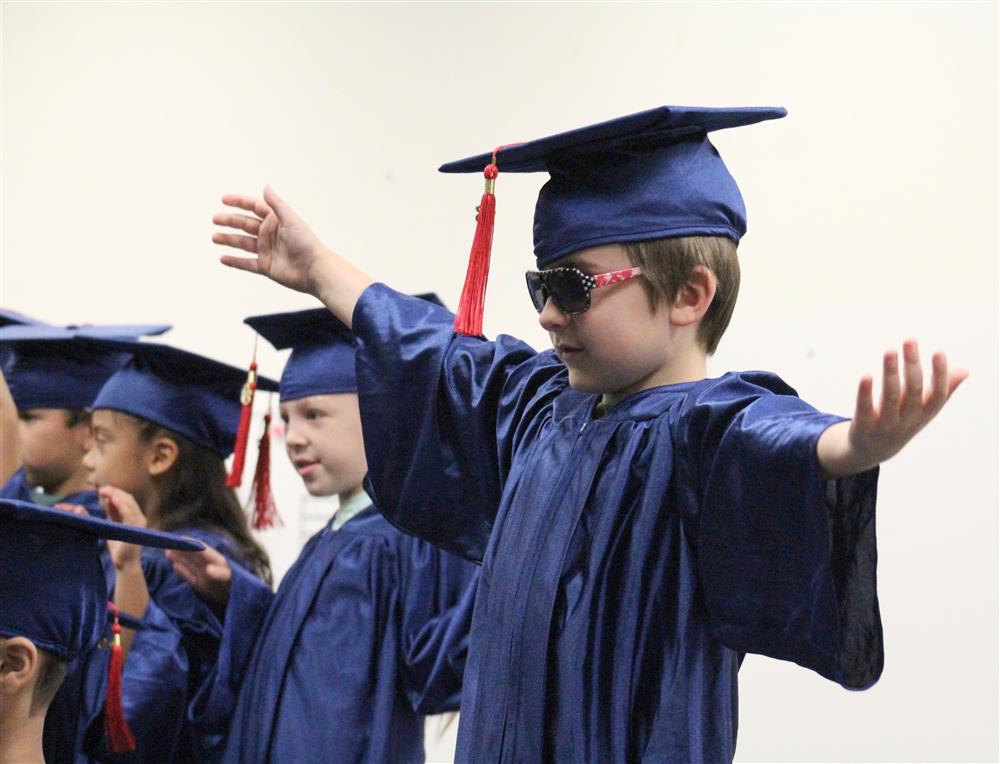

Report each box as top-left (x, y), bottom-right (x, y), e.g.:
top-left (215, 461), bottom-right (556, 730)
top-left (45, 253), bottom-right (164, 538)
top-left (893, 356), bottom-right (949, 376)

top-left (453, 162), bottom-right (499, 337)
top-left (104, 605), bottom-right (136, 753)
top-left (226, 361), bottom-right (258, 488)
top-left (249, 412), bottom-right (282, 530)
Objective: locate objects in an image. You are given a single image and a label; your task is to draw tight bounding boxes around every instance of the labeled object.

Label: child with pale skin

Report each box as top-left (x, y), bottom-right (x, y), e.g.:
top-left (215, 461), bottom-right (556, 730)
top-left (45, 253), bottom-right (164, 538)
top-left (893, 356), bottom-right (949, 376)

top-left (209, 105), bottom-right (968, 762)
top-left (213, 187), bottom-right (964, 475)
top-left (167, 304), bottom-right (479, 763)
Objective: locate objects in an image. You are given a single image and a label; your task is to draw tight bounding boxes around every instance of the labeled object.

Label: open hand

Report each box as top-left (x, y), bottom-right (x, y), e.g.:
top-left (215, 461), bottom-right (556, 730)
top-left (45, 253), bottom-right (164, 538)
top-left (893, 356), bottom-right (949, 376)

top-left (849, 339), bottom-right (967, 464)
top-left (166, 546), bottom-right (233, 607)
top-left (818, 339), bottom-right (968, 478)
top-left (213, 186), bottom-right (328, 295)
top-left (99, 486), bottom-right (147, 570)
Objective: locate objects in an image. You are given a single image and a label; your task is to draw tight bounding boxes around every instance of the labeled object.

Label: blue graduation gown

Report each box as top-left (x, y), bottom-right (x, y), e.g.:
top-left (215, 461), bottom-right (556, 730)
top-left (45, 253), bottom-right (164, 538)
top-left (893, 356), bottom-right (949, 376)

top-left (215, 503), bottom-right (478, 764)
top-left (352, 284), bottom-right (883, 763)
top-left (53, 526), bottom-right (265, 764)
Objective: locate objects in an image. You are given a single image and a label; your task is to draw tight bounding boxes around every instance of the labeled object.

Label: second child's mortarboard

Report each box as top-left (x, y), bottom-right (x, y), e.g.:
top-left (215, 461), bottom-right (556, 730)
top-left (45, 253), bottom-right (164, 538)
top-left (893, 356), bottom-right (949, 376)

top-left (438, 104), bottom-right (786, 334)
top-left (0, 324), bottom-right (171, 410)
top-left (244, 294), bottom-right (446, 400)
top-left (85, 340), bottom-right (279, 458)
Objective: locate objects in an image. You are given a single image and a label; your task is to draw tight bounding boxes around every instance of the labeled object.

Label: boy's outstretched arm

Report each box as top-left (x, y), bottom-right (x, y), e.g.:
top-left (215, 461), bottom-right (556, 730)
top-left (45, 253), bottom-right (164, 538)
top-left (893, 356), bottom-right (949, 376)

top-left (817, 339), bottom-right (968, 479)
top-left (213, 187), bottom-right (374, 328)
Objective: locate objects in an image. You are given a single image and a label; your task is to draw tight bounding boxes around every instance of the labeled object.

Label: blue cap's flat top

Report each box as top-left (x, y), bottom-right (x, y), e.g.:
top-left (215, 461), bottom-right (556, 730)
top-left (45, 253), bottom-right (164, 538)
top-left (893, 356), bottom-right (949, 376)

top-left (245, 308), bottom-right (352, 351)
top-left (0, 499), bottom-right (205, 551)
top-left (0, 324), bottom-right (172, 411)
top-left (439, 105), bottom-right (787, 174)
top-left (0, 309), bottom-right (48, 328)
top-left (0, 324), bottom-right (171, 342)
top-left (81, 338), bottom-right (279, 394)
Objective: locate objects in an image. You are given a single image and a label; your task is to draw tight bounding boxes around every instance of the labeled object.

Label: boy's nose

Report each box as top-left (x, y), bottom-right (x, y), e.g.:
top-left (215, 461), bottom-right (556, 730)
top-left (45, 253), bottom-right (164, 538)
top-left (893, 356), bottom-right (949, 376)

top-left (81, 447), bottom-right (95, 471)
top-left (538, 297), bottom-right (569, 331)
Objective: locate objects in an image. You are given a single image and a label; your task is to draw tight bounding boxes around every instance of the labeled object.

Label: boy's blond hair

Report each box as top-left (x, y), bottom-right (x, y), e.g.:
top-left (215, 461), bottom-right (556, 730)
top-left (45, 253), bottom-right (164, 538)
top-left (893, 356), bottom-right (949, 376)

top-left (623, 236), bottom-right (739, 355)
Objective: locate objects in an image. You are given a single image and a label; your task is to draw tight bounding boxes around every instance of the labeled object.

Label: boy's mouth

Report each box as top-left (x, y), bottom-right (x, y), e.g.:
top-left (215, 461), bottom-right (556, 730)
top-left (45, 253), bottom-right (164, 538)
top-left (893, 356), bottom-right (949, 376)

top-left (555, 343), bottom-right (584, 362)
top-left (294, 459), bottom-right (320, 476)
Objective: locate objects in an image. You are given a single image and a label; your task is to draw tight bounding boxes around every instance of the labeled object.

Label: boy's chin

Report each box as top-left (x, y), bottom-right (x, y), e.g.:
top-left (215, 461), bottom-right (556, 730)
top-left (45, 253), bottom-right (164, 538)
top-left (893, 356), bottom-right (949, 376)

top-left (565, 368), bottom-right (619, 396)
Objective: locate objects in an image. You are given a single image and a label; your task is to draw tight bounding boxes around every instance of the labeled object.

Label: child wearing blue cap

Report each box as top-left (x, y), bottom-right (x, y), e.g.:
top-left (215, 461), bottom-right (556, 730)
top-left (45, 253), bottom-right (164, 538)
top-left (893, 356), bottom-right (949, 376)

top-left (0, 498), bottom-right (203, 764)
top-left (0, 324), bottom-right (167, 516)
top-left (168, 305), bottom-right (479, 763)
top-left (62, 339), bottom-right (277, 762)
top-left (213, 106), bottom-right (967, 762)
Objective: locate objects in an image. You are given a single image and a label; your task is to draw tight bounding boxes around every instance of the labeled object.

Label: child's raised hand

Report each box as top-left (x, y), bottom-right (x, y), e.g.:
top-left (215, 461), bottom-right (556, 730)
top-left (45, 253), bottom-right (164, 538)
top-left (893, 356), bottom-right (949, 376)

top-left (213, 186), bottom-right (327, 296)
top-left (99, 486), bottom-right (147, 570)
top-left (818, 339), bottom-right (968, 478)
top-left (165, 547), bottom-right (233, 607)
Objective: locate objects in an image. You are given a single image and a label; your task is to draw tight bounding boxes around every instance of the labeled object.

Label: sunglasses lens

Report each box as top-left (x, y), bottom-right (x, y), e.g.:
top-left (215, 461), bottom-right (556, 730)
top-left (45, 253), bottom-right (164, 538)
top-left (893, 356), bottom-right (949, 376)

top-left (546, 269), bottom-right (590, 314)
top-left (525, 271), bottom-right (549, 313)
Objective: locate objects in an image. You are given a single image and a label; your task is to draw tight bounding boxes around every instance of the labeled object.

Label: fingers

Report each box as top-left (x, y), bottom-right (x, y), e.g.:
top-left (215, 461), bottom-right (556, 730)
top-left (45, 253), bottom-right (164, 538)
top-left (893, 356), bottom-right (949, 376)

top-left (879, 350), bottom-right (901, 426)
top-left (262, 186), bottom-right (292, 222)
top-left (853, 375), bottom-right (876, 429)
top-left (54, 502), bottom-right (88, 516)
top-left (212, 232), bottom-right (259, 254)
top-left (219, 254), bottom-right (263, 274)
top-left (900, 339), bottom-right (923, 415)
top-left (213, 212), bottom-right (262, 235)
top-left (221, 194), bottom-right (272, 220)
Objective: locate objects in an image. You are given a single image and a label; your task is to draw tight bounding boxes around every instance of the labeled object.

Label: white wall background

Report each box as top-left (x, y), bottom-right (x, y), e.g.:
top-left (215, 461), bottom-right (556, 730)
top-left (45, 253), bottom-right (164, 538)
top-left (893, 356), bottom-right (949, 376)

top-left (2, 3), bottom-right (996, 761)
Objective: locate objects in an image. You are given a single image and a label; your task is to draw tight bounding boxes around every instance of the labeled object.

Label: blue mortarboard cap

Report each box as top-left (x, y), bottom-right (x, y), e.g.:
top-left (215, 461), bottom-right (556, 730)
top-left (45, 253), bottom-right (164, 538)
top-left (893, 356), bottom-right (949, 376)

top-left (0, 498), bottom-right (203, 661)
top-left (0, 309), bottom-right (48, 328)
top-left (440, 105), bottom-right (786, 267)
top-left (0, 324), bottom-right (171, 410)
top-left (87, 340), bottom-right (279, 457)
top-left (245, 294), bottom-right (446, 401)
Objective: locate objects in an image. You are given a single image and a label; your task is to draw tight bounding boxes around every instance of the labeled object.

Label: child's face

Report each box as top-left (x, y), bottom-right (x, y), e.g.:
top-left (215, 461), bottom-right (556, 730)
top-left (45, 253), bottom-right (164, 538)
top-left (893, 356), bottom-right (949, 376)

top-left (83, 410), bottom-right (155, 502)
top-left (17, 409), bottom-right (92, 493)
top-left (279, 393), bottom-right (368, 498)
top-left (538, 243), bottom-right (681, 396)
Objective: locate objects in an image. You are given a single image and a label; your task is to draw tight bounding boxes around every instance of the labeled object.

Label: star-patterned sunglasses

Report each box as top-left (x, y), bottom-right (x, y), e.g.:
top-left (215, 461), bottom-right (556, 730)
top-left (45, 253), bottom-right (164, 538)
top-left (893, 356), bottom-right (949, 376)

top-left (524, 266), bottom-right (644, 315)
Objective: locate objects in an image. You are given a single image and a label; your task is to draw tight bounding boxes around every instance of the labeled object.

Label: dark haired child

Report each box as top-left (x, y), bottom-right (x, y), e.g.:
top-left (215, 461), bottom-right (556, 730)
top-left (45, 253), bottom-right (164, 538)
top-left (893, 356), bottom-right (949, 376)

top-left (74, 339), bottom-right (277, 761)
top-left (212, 106), bottom-right (967, 762)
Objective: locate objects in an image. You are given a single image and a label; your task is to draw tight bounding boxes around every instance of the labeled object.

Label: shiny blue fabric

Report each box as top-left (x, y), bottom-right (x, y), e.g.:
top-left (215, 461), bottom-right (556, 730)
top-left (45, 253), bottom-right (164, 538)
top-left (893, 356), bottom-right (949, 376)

top-left (215, 504), bottom-right (478, 763)
top-left (353, 285), bottom-right (883, 763)
top-left (53, 527), bottom-right (260, 764)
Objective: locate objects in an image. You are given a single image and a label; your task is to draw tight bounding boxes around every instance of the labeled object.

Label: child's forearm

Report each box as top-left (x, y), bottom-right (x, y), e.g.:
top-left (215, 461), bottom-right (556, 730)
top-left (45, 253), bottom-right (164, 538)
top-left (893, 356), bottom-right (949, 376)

top-left (114, 558), bottom-right (150, 661)
top-left (816, 421), bottom-right (879, 479)
top-left (309, 244), bottom-right (375, 329)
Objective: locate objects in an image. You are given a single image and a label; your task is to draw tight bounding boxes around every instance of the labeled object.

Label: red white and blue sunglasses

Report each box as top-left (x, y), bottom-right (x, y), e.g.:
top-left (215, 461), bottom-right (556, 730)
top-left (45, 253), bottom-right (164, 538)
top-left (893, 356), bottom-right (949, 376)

top-left (524, 266), bottom-right (643, 315)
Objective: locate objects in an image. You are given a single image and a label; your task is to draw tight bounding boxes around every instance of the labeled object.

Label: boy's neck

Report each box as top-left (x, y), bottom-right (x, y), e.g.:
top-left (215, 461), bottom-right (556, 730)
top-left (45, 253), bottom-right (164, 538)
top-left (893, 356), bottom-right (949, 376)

top-left (0, 700), bottom-right (46, 763)
top-left (41, 464), bottom-right (92, 500)
top-left (605, 348), bottom-right (708, 408)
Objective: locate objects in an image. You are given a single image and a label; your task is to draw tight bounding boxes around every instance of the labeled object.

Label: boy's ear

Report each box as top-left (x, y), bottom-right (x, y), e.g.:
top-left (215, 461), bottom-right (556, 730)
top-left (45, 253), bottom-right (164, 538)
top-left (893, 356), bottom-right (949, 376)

top-left (0, 637), bottom-right (40, 696)
top-left (146, 435), bottom-right (180, 477)
top-left (668, 265), bottom-right (717, 328)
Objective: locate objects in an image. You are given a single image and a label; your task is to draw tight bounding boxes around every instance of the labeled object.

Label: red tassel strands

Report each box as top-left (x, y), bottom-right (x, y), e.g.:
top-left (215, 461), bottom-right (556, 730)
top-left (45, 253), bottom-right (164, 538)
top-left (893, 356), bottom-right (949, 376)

top-left (226, 358), bottom-right (258, 488)
top-left (248, 408), bottom-right (282, 530)
top-left (454, 147), bottom-right (509, 337)
top-left (104, 604), bottom-right (136, 753)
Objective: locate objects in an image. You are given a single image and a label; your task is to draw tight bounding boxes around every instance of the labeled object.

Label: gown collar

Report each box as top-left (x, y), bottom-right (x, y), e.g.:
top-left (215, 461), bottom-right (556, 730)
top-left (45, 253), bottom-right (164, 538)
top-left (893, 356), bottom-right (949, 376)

top-left (331, 490), bottom-right (373, 531)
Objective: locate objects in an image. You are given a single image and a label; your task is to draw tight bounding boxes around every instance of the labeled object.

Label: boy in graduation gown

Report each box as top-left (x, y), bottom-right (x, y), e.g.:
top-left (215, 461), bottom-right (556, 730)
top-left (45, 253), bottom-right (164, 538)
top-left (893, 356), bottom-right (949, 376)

top-left (168, 304), bottom-right (479, 763)
top-left (212, 106), bottom-right (967, 762)
top-left (0, 498), bottom-right (204, 764)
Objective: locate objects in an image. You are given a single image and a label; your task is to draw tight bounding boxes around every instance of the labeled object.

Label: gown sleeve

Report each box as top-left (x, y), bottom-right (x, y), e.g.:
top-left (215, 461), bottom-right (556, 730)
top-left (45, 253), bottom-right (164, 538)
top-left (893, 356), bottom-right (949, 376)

top-left (353, 283), bottom-right (563, 562)
top-left (187, 560), bottom-right (275, 732)
top-left (677, 371), bottom-right (882, 689)
top-left (396, 535), bottom-right (480, 715)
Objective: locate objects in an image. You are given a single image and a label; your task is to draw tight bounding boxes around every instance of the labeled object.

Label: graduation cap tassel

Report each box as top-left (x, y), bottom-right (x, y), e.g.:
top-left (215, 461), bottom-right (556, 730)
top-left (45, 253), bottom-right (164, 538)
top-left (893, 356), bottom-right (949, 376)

top-left (226, 356), bottom-right (258, 488)
top-left (249, 407), bottom-right (282, 530)
top-left (453, 158), bottom-right (500, 337)
top-left (104, 604), bottom-right (136, 753)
